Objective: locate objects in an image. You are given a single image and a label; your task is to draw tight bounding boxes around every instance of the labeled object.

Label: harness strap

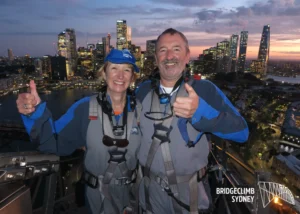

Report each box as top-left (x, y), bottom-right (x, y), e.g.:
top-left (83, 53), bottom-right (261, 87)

top-left (143, 78), bottom-right (194, 213)
top-left (101, 161), bottom-right (120, 213)
top-left (89, 95), bottom-right (98, 120)
top-left (189, 173), bottom-right (198, 214)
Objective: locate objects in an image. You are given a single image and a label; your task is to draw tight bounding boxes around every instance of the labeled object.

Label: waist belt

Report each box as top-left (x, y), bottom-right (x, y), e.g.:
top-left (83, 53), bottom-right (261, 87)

top-left (83, 169), bottom-right (136, 189)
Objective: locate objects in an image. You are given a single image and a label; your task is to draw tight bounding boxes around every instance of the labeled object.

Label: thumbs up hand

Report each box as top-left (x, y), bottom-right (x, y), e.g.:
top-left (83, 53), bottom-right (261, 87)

top-left (16, 80), bottom-right (41, 115)
top-left (173, 83), bottom-right (199, 118)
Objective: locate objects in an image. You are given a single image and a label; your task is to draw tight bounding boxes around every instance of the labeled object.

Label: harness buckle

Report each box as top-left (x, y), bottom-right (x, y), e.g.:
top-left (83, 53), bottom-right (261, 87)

top-left (186, 141), bottom-right (195, 148)
top-left (108, 149), bottom-right (127, 163)
top-left (116, 176), bottom-right (131, 185)
top-left (152, 123), bottom-right (173, 144)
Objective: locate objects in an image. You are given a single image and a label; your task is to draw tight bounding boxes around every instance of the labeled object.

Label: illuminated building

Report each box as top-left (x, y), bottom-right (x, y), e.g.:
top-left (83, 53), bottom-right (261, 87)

top-left (146, 40), bottom-right (156, 57)
top-left (102, 33), bottom-right (111, 57)
top-left (116, 20), bottom-right (131, 50)
top-left (77, 47), bottom-right (93, 76)
top-left (258, 25), bottom-right (270, 76)
top-left (42, 55), bottom-right (52, 79)
top-left (57, 28), bottom-right (77, 78)
top-left (87, 44), bottom-right (95, 50)
top-left (238, 31), bottom-right (248, 73)
top-left (34, 58), bottom-right (43, 77)
top-left (250, 59), bottom-right (265, 73)
top-left (229, 34), bottom-right (239, 72)
top-left (216, 40), bottom-right (230, 73)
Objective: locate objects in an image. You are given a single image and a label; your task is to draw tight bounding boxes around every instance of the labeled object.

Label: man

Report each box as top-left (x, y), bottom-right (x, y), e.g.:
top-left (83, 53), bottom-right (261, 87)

top-left (135, 28), bottom-right (249, 214)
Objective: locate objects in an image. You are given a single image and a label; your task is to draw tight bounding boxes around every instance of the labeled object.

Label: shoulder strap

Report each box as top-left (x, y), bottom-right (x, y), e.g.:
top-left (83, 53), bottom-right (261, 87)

top-left (89, 94), bottom-right (100, 120)
top-left (135, 100), bottom-right (142, 125)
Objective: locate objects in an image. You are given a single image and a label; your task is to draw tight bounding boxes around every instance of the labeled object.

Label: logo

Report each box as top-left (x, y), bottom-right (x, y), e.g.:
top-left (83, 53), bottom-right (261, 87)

top-left (131, 127), bottom-right (139, 135)
top-left (216, 187), bottom-right (255, 203)
top-left (122, 49), bottom-right (132, 58)
top-left (258, 182), bottom-right (295, 208)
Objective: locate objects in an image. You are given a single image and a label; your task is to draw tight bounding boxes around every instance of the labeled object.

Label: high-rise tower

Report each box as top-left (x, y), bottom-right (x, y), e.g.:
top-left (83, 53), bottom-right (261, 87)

top-left (57, 28), bottom-right (77, 78)
top-left (258, 25), bottom-right (270, 75)
top-left (229, 34), bottom-right (239, 72)
top-left (7, 49), bottom-right (14, 62)
top-left (116, 20), bottom-right (131, 50)
top-left (237, 31), bottom-right (248, 73)
top-left (102, 33), bottom-right (111, 57)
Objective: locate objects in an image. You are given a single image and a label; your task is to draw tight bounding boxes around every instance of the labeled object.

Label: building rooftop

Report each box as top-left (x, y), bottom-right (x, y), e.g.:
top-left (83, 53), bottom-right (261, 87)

top-left (276, 150), bottom-right (300, 176)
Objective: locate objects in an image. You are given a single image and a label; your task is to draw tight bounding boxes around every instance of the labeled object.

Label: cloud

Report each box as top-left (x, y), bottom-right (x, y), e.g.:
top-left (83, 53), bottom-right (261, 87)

top-left (89, 5), bottom-right (193, 19)
top-left (39, 15), bottom-right (62, 21)
top-left (194, 0), bottom-right (300, 35)
top-left (195, 9), bottom-right (223, 22)
top-left (0, 32), bottom-right (57, 36)
top-left (0, 19), bottom-right (22, 25)
top-left (276, 38), bottom-right (299, 41)
top-left (278, 6), bottom-right (300, 15)
top-left (147, 0), bottom-right (216, 7)
top-left (0, 31), bottom-right (116, 38)
top-left (272, 51), bottom-right (300, 54)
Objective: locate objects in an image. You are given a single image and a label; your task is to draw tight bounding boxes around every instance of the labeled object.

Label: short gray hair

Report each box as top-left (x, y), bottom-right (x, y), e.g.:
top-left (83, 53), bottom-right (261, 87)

top-left (155, 28), bottom-right (190, 53)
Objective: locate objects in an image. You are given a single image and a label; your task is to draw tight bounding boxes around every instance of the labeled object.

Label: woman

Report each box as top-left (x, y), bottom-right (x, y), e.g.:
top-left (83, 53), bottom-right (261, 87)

top-left (16, 49), bottom-right (141, 214)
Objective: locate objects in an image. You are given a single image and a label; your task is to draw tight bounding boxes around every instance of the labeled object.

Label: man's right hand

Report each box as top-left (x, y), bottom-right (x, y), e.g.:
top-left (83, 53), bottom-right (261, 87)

top-left (16, 80), bottom-right (41, 115)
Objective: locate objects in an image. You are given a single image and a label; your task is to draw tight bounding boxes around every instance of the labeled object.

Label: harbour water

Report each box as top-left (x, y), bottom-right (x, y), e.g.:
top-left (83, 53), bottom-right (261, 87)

top-left (0, 88), bottom-right (96, 123)
top-left (266, 75), bottom-right (300, 84)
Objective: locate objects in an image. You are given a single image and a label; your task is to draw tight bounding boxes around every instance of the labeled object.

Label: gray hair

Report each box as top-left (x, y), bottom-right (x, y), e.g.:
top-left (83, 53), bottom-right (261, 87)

top-left (155, 28), bottom-right (190, 53)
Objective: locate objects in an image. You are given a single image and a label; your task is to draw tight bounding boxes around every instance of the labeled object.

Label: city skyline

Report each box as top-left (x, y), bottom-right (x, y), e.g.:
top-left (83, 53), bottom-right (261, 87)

top-left (1, 0), bottom-right (300, 60)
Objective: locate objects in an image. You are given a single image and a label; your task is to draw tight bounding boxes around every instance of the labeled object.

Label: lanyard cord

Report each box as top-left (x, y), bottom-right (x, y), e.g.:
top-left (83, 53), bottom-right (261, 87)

top-left (101, 94), bottom-right (128, 139)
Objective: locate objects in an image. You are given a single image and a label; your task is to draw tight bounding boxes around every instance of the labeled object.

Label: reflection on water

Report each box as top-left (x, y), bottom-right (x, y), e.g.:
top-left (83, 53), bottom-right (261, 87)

top-left (0, 88), bottom-right (96, 123)
top-left (267, 75), bottom-right (300, 84)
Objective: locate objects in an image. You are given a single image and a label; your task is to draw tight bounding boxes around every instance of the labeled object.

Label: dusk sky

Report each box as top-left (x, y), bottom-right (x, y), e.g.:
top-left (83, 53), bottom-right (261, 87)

top-left (1, 0), bottom-right (300, 60)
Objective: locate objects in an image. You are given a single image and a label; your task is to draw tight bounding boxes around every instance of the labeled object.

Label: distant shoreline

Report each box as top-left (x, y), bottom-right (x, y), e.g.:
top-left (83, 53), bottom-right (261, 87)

top-left (266, 75), bottom-right (300, 84)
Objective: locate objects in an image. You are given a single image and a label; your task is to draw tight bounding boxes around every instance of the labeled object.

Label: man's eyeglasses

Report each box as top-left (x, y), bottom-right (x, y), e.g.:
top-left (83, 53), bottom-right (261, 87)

top-left (102, 135), bottom-right (129, 148)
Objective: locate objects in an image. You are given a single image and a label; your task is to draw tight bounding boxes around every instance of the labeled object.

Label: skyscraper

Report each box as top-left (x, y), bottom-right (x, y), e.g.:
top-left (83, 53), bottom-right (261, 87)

top-left (102, 33), bottom-right (111, 57)
top-left (258, 25), bottom-right (270, 75)
top-left (57, 28), bottom-right (77, 78)
top-left (34, 58), bottom-right (43, 76)
top-left (65, 28), bottom-right (77, 74)
top-left (7, 49), bottom-right (14, 62)
top-left (51, 56), bottom-right (67, 80)
top-left (116, 20), bottom-right (131, 50)
top-left (42, 55), bottom-right (52, 79)
top-left (216, 40), bottom-right (230, 73)
top-left (216, 40), bottom-right (230, 59)
top-left (237, 31), bottom-right (248, 73)
top-left (229, 34), bottom-right (239, 72)
top-left (146, 40), bottom-right (156, 57)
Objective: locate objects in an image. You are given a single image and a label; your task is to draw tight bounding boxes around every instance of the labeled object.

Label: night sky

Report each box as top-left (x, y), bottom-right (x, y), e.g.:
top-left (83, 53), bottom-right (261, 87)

top-left (1, 0), bottom-right (300, 60)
